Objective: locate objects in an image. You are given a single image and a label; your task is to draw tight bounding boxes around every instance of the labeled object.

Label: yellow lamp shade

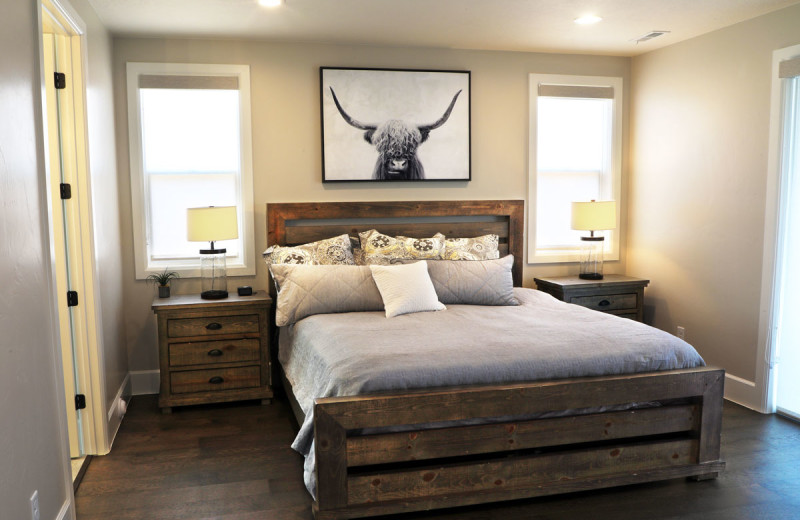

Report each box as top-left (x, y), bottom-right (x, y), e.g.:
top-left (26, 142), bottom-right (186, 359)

top-left (571, 201), bottom-right (617, 231)
top-left (187, 206), bottom-right (239, 242)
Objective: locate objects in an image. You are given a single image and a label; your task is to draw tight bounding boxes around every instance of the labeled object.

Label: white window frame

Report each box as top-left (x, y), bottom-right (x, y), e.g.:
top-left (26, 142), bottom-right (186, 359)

top-left (527, 74), bottom-right (623, 264)
top-left (126, 62), bottom-right (255, 279)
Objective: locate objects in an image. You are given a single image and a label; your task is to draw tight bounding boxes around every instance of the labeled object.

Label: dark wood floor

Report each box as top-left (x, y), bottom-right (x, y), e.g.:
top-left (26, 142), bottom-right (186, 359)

top-left (75, 395), bottom-right (800, 520)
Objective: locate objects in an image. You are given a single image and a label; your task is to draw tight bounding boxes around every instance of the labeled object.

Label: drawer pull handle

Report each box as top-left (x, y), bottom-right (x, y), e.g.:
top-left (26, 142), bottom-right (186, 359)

top-left (206, 322), bottom-right (222, 330)
top-left (598, 299), bottom-right (611, 307)
top-left (207, 349), bottom-right (223, 357)
top-left (208, 376), bottom-right (224, 384)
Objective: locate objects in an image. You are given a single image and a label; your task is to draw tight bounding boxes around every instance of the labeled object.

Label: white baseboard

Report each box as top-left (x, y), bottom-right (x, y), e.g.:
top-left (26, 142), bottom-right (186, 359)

top-left (107, 373), bottom-right (131, 421)
top-left (55, 498), bottom-right (72, 520)
top-left (724, 373), bottom-right (765, 412)
top-left (130, 369), bottom-right (159, 395)
top-left (106, 373), bottom-right (132, 450)
top-left (132, 369), bottom-right (766, 411)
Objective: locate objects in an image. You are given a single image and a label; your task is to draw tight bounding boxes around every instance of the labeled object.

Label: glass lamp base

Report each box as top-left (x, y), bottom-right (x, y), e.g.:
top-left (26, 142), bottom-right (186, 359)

top-left (579, 236), bottom-right (605, 281)
top-left (201, 289), bottom-right (229, 300)
top-left (199, 249), bottom-right (228, 300)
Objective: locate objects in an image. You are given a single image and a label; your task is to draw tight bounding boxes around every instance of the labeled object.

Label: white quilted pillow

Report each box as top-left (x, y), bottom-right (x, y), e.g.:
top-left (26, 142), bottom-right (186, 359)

top-left (369, 261), bottom-right (446, 318)
top-left (269, 264), bottom-right (384, 326)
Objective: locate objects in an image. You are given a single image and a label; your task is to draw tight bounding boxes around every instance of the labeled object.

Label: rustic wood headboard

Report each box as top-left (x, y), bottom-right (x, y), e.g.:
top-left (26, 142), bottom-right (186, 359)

top-left (266, 200), bottom-right (524, 286)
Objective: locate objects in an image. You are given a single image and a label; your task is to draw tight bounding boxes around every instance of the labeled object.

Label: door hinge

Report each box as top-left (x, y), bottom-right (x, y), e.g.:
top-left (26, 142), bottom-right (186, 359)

top-left (59, 183), bottom-right (72, 200)
top-left (54, 72), bottom-right (66, 90)
top-left (75, 394), bottom-right (86, 410)
top-left (67, 290), bottom-right (79, 307)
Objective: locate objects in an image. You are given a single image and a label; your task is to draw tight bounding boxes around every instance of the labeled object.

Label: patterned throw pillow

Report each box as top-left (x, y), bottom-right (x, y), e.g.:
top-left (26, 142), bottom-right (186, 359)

top-left (353, 247), bottom-right (366, 265)
top-left (443, 234), bottom-right (500, 260)
top-left (359, 229), bottom-right (446, 265)
top-left (262, 234), bottom-right (355, 266)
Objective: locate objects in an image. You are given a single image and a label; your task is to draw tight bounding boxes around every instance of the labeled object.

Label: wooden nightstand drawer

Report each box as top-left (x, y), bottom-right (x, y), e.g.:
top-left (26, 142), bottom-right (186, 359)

top-left (534, 275), bottom-right (649, 323)
top-left (169, 339), bottom-right (260, 367)
top-left (170, 366), bottom-right (261, 394)
top-left (167, 314), bottom-right (259, 338)
top-left (570, 293), bottom-right (637, 312)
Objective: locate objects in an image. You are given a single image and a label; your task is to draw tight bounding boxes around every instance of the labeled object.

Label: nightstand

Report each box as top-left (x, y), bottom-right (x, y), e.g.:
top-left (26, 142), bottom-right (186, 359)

top-left (533, 275), bottom-right (650, 322)
top-left (152, 291), bottom-right (273, 413)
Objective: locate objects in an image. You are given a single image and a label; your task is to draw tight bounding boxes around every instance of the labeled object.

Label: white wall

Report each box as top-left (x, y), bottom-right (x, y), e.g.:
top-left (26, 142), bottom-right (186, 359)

top-left (0, 1), bottom-right (73, 518)
top-left (112, 38), bottom-right (631, 381)
top-left (629, 3), bottom-right (800, 409)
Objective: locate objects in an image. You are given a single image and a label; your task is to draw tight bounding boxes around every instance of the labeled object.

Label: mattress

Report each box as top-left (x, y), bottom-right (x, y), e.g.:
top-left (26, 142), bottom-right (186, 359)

top-left (278, 287), bottom-right (705, 497)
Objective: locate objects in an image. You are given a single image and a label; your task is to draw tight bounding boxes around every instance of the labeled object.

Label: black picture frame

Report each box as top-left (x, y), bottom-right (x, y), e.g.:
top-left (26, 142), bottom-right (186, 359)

top-left (320, 67), bottom-right (471, 183)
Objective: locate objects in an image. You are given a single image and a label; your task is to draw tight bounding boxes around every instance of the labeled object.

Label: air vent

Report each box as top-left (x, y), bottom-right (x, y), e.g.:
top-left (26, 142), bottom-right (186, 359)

top-left (631, 31), bottom-right (670, 43)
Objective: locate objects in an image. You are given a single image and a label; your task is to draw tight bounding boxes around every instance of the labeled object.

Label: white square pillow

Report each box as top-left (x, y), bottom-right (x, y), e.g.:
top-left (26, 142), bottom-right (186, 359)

top-left (369, 261), bottom-right (446, 318)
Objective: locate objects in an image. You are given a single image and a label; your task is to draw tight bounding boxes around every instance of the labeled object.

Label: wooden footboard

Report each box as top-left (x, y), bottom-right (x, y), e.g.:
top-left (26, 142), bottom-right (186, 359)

top-left (312, 367), bottom-right (725, 519)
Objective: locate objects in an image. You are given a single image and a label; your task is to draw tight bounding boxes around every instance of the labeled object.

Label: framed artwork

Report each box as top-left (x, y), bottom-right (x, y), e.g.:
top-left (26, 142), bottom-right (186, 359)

top-left (320, 67), bottom-right (471, 182)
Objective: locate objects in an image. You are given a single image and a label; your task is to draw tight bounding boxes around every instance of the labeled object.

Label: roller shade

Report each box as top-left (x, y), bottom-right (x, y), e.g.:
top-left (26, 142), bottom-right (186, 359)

top-left (138, 75), bottom-right (239, 90)
top-left (538, 84), bottom-right (614, 99)
top-left (779, 56), bottom-right (800, 79)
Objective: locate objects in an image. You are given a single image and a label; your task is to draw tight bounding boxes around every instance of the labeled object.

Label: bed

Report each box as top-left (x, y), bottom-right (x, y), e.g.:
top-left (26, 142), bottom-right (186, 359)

top-left (266, 200), bottom-right (725, 520)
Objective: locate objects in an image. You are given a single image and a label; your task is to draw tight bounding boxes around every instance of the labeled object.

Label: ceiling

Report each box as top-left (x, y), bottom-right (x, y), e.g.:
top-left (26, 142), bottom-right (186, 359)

top-left (89, 0), bottom-right (800, 56)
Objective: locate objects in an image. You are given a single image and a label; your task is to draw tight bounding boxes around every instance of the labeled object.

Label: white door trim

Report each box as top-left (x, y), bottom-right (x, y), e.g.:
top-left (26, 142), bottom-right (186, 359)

top-left (39, 0), bottom-right (110, 459)
top-left (757, 43), bottom-right (800, 414)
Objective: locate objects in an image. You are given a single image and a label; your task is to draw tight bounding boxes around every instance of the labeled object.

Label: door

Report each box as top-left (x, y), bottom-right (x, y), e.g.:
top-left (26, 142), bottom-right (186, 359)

top-left (42, 29), bottom-right (84, 459)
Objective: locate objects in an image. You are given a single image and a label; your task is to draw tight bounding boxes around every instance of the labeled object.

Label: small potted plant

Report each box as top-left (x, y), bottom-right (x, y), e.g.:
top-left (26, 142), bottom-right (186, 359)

top-left (147, 268), bottom-right (180, 298)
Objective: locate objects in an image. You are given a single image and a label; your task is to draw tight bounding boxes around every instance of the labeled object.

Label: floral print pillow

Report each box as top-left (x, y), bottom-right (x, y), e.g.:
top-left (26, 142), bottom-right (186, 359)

top-left (443, 234), bottom-right (500, 260)
top-left (262, 234), bottom-right (355, 266)
top-left (358, 229), bottom-right (446, 265)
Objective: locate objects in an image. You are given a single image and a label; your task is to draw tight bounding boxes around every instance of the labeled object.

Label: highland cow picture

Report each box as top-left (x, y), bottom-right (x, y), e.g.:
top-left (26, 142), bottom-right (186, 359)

top-left (321, 67), bottom-right (470, 182)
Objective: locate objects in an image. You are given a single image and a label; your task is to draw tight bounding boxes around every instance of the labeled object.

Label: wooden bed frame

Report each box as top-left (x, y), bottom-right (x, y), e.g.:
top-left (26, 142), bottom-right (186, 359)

top-left (266, 200), bottom-right (725, 520)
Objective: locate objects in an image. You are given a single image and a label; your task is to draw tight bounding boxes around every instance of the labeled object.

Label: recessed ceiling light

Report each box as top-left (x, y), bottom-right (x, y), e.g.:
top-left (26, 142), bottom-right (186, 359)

top-left (258, 0), bottom-right (282, 7)
top-left (574, 15), bottom-right (602, 25)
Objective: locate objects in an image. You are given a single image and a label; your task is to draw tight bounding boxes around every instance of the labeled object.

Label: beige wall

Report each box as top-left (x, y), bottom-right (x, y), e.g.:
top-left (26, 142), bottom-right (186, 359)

top-left (629, 3), bottom-right (800, 387)
top-left (0, 1), bottom-right (72, 518)
top-left (69, 0), bottom-right (130, 443)
top-left (112, 38), bottom-right (631, 374)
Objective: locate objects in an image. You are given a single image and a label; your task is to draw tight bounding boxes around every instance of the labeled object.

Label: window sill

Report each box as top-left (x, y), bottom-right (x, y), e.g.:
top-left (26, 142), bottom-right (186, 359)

top-left (529, 250), bottom-right (620, 265)
top-left (136, 261), bottom-right (256, 280)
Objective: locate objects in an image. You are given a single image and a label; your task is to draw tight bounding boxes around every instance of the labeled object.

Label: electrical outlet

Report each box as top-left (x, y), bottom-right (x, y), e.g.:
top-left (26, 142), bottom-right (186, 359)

top-left (30, 490), bottom-right (40, 520)
top-left (676, 326), bottom-right (686, 340)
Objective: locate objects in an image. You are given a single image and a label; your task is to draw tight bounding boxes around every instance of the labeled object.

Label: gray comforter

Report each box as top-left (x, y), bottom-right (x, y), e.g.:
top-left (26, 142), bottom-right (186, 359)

top-left (279, 287), bottom-right (705, 498)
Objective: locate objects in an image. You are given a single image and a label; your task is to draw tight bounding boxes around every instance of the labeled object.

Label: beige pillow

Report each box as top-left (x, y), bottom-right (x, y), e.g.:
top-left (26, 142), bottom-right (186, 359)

top-left (369, 261), bottom-right (446, 318)
top-left (443, 234), bottom-right (500, 260)
top-left (263, 234), bottom-right (355, 266)
top-left (359, 229), bottom-right (445, 265)
top-left (426, 255), bottom-right (518, 306)
top-left (269, 264), bottom-right (383, 326)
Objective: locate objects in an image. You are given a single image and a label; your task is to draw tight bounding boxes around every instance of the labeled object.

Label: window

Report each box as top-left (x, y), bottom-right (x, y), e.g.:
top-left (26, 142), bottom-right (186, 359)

top-left (127, 63), bottom-right (255, 278)
top-left (528, 74), bottom-right (622, 263)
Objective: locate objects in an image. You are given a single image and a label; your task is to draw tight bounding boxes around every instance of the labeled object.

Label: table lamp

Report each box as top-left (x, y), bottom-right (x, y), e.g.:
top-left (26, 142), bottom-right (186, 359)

top-left (571, 200), bottom-right (616, 280)
top-left (187, 206), bottom-right (238, 299)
